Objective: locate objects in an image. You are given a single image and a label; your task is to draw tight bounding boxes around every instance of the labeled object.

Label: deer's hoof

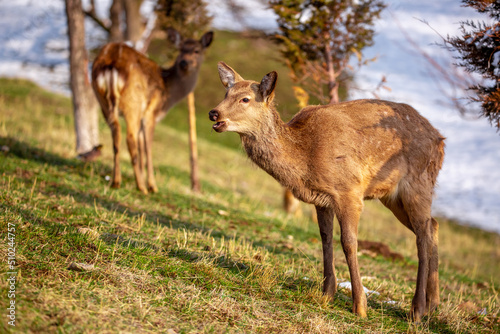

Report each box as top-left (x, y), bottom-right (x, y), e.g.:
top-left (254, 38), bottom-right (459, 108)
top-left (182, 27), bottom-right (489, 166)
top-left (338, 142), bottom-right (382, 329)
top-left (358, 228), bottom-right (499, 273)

top-left (78, 145), bottom-right (102, 162)
top-left (425, 297), bottom-right (439, 316)
top-left (353, 303), bottom-right (367, 318)
top-left (322, 279), bottom-right (337, 300)
top-left (111, 182), bottom-right (121, 189)
top-left (410, 305), bottom-right (424, 323)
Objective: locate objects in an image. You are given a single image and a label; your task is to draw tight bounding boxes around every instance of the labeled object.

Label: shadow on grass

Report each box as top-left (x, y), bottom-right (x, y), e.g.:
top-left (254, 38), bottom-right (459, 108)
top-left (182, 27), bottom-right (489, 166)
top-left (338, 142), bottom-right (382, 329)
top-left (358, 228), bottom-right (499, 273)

top-left (1, 136), bottom-right (82, 167)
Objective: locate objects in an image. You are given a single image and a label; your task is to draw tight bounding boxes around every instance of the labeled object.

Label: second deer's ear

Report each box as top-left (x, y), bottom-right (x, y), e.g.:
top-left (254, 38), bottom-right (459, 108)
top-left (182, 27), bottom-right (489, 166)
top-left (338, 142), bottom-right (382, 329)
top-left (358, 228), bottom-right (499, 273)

top-left (259, 71), bottom-right (278, 103)
top-left (167, 28), bottom-right (182, 49)
top-left (218, 62), bottom-right (244, 89)
top-left (200, 31), bottom-right (214, 48)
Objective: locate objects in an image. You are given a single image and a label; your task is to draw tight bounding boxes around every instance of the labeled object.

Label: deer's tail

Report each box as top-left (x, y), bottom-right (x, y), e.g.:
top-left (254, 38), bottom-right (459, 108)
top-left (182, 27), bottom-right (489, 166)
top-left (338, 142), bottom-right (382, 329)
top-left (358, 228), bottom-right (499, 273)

top-left (95, 68), bottom-right (124, 123)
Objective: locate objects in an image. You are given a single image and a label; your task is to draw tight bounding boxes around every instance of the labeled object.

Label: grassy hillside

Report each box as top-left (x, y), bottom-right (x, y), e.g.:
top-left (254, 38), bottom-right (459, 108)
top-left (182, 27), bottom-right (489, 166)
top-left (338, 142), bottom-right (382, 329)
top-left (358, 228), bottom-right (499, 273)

top-left (1, 32), bottom-right (499, 333)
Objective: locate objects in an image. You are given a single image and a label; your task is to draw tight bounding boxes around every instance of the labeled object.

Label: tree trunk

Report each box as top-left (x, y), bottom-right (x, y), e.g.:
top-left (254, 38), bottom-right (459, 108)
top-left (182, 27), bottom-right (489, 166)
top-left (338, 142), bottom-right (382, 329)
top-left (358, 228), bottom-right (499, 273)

top-left (136, 11), bottom-right (156, 53)
top-left (324, 43), bottom-right (339, 104)
top-left (187, 92), bottom-right (201, 193)
top-left (123, 0), bottom-right (143, 44)
top-left (109, 0), bottom-right (124, 42)
top-left (65, 0), bottom-right (101, 160)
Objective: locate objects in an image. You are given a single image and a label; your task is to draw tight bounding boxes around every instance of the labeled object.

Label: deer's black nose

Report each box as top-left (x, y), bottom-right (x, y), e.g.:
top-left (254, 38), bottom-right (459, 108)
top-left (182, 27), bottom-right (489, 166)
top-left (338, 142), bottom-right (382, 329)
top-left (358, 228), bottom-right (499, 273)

top-left (179, 60), bottom-right (188, 70)
top-left (209, 109), bottom-right (219, 121)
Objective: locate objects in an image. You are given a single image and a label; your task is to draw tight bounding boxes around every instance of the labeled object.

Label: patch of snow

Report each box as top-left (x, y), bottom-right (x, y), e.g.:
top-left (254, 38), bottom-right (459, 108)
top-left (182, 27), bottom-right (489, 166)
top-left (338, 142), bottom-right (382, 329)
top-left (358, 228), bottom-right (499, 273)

top-left (492, 51), bottom-right (500, 68)
top-left (338, 281), bottom-right (380, 297)
top-left (206, 0), bottom-right (278, 32)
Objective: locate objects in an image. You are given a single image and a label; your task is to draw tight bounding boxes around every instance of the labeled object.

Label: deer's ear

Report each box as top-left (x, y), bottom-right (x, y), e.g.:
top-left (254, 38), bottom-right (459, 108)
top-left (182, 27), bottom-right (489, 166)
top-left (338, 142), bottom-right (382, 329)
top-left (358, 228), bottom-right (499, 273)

top-left (200, 31), bottom-right (214, 48)
top-left (167, 28), bottom-right (182, 49)
top-left (259, 71), bottom-right (278, 103)
top-left (218, 62), bottom-right (243, 89)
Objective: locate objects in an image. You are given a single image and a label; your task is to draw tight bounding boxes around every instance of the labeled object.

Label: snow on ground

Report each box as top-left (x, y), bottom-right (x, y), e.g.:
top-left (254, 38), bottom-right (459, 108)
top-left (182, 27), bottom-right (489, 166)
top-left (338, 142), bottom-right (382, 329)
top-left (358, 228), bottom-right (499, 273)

top-left (346, 0), bottom-right (500, 233)
top-left (0, 0), bottom-right (499, 233)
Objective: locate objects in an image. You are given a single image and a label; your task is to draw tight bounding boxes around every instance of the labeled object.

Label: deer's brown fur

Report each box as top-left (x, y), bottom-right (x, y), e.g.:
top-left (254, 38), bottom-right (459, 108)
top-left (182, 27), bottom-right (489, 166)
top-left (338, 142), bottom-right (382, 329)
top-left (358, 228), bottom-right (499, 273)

top-left (92, 30), bottom-right (213, 193)
top-left (209, 62), bottom-right (445, 321)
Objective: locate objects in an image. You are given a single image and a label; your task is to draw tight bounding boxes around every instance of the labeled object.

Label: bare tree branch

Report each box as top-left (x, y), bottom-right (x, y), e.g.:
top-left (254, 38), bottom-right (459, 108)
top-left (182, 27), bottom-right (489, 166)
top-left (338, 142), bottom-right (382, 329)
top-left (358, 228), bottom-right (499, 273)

top-left (83, 0), bottom-right (111, 33)
top-left (399, 16), bottom-right (483, 119)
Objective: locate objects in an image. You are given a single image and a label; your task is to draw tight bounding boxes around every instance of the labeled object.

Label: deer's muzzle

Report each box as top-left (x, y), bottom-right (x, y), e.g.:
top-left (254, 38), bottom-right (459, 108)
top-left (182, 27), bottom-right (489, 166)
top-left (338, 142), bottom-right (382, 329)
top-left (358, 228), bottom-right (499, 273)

top-left (179, 60), bottom-right (189, 71)
top-left (209, 109), bottom-right (219, 121)
top-left (209, 109), bottom-right (227, 132)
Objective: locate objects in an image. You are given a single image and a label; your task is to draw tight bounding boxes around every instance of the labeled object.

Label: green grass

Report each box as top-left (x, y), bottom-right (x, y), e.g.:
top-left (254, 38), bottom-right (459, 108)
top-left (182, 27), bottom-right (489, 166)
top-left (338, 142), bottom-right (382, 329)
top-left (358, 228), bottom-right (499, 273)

top-left (1, 31), bottom-right (500, 333)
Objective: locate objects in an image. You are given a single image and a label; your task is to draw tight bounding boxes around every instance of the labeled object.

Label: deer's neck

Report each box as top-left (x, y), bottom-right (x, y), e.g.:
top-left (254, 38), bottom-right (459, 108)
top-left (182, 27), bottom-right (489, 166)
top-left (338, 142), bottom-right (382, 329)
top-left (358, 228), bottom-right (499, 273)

top-left (240, 108), bottom-right (306, 192)
top-left (162, 65), bottom-right (200, 110)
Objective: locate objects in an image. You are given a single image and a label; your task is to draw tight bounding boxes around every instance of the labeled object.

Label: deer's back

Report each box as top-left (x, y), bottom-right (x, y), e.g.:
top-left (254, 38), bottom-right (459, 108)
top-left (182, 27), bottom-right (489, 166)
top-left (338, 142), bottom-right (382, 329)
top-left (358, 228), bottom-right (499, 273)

top-left (286, 99), bottom-right (444, 199)
top-left (92, 43), bottom-right (165, 97)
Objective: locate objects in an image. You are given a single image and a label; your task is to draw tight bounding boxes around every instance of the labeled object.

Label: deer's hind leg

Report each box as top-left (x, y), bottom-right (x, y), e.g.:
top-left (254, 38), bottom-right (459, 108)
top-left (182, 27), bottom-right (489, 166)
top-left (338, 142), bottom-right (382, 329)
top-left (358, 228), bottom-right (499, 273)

top-left (108, 113), bottom-right (122, 189)
top-left (380, 192), bottom-right (439, 322)
top-left (121, 105), bottom-right (147, 194)
top-left (94, 81), bottom-right (122, 189)
top-left (143, 116), bottom-right (157, 193)
top-left (99, 97), bottom-right (122, 189)
top-left (141, 93), bottom-right (162, 193)
top-left (426, 217), bottom-right (439, 314)
top-left (138, 125), bottom-right (146, 175)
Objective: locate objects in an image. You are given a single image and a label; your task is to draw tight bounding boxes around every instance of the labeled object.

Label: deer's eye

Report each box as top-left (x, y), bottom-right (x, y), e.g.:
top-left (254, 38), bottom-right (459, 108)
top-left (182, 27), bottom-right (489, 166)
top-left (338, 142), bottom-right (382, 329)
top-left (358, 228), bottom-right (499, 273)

top-left (241, 98), bottom-right (250, 103)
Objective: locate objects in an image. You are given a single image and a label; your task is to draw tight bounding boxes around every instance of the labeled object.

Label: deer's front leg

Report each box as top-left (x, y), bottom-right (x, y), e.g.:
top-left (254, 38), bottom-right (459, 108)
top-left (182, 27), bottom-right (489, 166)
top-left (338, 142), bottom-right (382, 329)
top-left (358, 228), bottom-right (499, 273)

top-left (337, 199), bottom-right (367, 318)
top-left (315, 205), bottom-right (337, 300)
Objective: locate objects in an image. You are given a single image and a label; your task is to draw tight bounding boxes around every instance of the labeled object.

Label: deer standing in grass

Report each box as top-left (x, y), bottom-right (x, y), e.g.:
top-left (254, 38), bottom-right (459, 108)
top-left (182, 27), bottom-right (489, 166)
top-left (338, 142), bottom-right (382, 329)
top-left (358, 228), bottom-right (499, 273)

top-left (92, 30), bottom-right (213, 193)
top-left (209, 62), bottom-right (445, 322)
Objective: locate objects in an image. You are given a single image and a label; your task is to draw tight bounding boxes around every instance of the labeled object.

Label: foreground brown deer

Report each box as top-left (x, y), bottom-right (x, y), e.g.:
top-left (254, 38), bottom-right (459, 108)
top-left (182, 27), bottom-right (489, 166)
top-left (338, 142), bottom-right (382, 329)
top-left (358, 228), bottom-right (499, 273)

top-left (92, 29), bottom-right (213, 193)
top-left (209, 62), bottom-right (445, 322)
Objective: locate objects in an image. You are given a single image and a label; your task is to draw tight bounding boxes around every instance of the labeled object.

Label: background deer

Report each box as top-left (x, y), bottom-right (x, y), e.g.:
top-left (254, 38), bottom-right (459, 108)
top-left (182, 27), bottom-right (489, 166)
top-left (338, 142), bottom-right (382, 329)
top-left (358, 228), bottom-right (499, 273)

top-left (92, 29), bottom-right (213, 193)
top-left (209, 62), bottom-right (445, 322)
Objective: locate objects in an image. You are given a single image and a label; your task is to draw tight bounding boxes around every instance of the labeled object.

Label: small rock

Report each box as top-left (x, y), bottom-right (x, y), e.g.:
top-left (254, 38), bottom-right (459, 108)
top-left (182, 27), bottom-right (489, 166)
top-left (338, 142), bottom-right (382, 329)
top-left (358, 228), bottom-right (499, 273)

top-left (68, 262), bottom-right (95, 272)
top-left (1, 145), bottom-right (9, 153)
top-left (218, 209), bottom-right (229, 216)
